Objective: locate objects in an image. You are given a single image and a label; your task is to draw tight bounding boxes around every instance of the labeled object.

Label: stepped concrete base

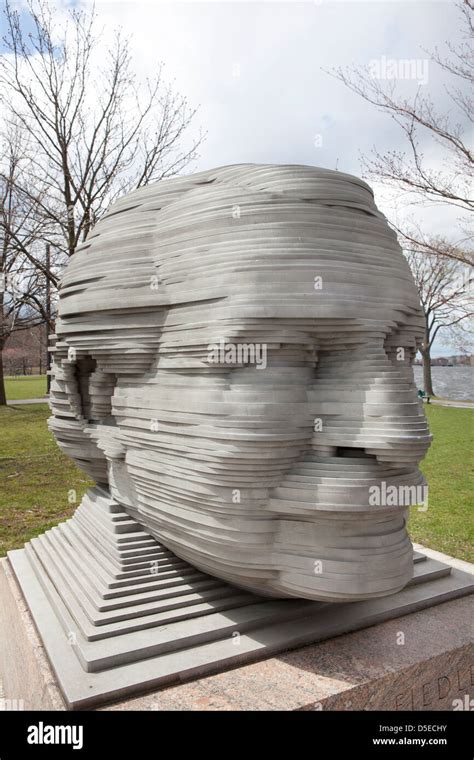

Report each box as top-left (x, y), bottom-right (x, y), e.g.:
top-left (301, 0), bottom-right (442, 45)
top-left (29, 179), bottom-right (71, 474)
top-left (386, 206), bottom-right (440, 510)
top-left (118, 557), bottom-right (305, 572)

top-left (1, 542), bottom-right (473, 710)
top-left (105, 597), bottom-right (474, 712)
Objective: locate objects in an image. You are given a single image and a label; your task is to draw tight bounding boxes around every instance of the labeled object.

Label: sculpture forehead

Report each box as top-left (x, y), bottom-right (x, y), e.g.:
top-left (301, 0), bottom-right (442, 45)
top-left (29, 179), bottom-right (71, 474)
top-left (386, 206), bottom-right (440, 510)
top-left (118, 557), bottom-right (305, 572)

top-left (55, 164), bottom-right (423, 355)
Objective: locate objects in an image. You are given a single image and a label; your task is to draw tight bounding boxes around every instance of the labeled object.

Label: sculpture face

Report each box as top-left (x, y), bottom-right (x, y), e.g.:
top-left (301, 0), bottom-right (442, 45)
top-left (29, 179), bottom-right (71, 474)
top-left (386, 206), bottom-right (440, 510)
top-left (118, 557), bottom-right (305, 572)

top-left (49, 164), bottom-right (431, 601)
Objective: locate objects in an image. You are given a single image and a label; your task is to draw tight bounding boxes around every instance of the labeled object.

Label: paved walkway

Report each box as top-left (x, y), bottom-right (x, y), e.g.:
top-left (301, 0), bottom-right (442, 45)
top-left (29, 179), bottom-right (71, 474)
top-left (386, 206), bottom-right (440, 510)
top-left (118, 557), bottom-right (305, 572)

top-left (7, 397), bottom-right (474, 409)
top-left (428, 399), bottom-right (474, 409)
top-left (412, 543), bottom-right (474, 576)
top-left (6, 398), bottom-right (48, 405)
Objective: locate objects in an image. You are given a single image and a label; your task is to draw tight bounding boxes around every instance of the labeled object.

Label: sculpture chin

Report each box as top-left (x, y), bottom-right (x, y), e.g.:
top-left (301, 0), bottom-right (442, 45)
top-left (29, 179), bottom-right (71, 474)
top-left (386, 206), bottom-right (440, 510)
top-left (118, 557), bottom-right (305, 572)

top-left (103, 451), bottom-right (417, 602)
top-left (48, 164), bottom-right (431, 603)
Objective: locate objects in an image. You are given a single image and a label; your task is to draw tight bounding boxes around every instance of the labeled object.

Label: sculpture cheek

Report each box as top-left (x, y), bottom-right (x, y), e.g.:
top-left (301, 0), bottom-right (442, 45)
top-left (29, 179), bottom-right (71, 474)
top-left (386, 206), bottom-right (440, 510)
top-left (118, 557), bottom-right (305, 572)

top-left (265, 340), bottom-right (430, 599)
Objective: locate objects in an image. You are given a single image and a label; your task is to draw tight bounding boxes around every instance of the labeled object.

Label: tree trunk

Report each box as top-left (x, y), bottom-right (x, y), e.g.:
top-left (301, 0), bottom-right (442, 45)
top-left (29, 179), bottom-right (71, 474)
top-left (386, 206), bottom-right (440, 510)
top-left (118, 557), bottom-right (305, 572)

top-left (46, 244), bottom-right (52, 395)
top-left (421, 346), bottom-right (435, 397)
top-left (46, 333), bottom-right (52, 394)
top-left (0, 343), bottom-right (7, 406)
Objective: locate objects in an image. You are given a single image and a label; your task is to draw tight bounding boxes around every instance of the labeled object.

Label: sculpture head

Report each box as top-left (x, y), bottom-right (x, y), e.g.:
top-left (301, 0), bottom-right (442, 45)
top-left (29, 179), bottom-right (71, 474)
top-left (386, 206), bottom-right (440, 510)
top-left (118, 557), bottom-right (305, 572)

top-left (49, 164), bottom-right (431, 601)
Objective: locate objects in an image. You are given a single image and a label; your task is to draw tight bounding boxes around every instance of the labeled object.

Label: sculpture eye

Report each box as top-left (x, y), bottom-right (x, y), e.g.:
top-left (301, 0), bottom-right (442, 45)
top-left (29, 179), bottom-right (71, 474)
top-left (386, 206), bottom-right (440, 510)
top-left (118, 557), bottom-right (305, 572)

top-left (75, 357), bottom-right (97, 421)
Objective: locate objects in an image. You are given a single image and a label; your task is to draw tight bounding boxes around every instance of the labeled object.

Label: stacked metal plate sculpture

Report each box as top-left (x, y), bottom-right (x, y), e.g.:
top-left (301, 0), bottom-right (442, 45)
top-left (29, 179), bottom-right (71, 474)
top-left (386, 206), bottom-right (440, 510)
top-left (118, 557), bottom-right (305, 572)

top-left (11, 165), bottom-right (472, 709)
top-left (46, 164), bottom-right (431, 600)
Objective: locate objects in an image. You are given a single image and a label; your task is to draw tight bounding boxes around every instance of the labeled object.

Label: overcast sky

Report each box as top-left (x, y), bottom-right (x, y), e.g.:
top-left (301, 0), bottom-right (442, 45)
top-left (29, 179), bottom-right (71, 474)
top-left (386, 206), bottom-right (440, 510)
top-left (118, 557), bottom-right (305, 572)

top-left (2, 0), bottom-right (470, 355)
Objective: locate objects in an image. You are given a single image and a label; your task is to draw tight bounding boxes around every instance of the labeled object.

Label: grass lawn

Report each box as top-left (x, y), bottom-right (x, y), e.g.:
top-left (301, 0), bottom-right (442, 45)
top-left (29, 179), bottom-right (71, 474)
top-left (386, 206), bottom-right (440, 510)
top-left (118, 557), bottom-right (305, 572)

top-left (409, 405), bottom-right (473, 562)
top-left (0, 403), bottom-right (472, 561)
top-left (0, 404), bottom-right (93, 555)
top-left (5, 374), bottom-right (47, 400)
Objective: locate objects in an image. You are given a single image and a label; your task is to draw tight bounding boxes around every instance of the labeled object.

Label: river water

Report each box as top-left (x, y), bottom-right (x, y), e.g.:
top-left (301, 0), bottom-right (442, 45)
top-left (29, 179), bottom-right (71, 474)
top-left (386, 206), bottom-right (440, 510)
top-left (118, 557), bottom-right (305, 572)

top-left (413, 366), bottom-right (474, 401)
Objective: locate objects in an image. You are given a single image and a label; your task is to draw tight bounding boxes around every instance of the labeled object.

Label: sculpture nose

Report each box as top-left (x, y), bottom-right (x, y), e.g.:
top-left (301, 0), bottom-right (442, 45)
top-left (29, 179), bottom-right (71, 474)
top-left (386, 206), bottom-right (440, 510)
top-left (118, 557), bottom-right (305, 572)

top-left (265, 341), bottom-right (431, 600)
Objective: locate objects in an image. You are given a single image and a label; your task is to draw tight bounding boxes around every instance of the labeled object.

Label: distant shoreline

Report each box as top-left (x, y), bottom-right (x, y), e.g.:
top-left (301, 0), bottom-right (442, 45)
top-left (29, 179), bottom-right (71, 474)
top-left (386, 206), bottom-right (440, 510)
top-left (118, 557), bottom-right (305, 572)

top-left (413, 366), bottom-right (474, 402)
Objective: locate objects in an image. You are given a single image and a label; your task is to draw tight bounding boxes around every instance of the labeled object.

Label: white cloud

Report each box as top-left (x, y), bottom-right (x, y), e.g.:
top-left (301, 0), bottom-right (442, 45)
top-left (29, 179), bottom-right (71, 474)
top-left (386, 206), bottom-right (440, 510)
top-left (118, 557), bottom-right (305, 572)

top-left (1, 0), bottom-right (470, 355)
top-left (87, 0), bottom-right (466, 228)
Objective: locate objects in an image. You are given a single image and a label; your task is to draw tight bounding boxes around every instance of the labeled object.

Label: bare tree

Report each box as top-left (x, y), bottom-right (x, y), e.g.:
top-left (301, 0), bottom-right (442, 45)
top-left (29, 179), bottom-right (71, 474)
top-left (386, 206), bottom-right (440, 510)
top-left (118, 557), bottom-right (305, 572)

top-left (0, 0), bottom-right (202, 259)
top-left (0, 130), bottom-right (56, 404)
top-left (405, 243), bottom-right (473, 396)
top-left (329, 0), bottom-right (473, 266)
top-left (0, 0), bottom-right (203, 401)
